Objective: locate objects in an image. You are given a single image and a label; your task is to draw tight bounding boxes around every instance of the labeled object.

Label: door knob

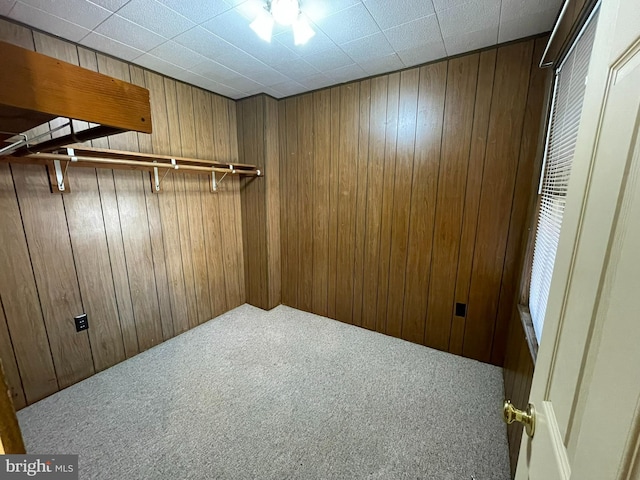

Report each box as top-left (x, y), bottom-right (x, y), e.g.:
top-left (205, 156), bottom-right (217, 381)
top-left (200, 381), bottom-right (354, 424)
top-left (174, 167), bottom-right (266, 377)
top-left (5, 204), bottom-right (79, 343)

top-left (503, 400), bottom-right (536, 438)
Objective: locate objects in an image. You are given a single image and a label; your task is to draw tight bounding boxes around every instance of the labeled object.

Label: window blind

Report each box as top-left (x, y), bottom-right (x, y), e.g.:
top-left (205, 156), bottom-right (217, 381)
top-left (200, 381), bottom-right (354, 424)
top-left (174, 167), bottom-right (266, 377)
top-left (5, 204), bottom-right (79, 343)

top-left (529, 7), bottom-right (600, 343)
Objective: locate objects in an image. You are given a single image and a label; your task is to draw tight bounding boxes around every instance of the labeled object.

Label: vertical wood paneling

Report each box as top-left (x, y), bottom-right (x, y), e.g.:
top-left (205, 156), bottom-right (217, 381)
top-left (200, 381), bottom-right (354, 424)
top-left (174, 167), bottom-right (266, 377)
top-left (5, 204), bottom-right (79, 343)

top-left (491, 37), bottom-right (550, 365)
top-left (361, 76), bottom-right (388, 331)
top-left (0, 299), bottom-right (25, 409)
top-left (327, 87), bottom-right (340, 319)
top-left (351, 79), bottom-right (371, 327)
top-left (450, 49), bottom-right (497, 355)
top-left (264, 97), bottom-right (281, 309)
top-left (335, 84), bottom-right (360, 324)
top-left (297, 94), bottom-right (314, 312)
top-left (463, 41), bottom-right (534, 362)
top-left (12, 164), bottom-right (94, 388)
top-left (375, 72), bottom-right (400, 333)
top-left (401, 62), bottom-right (447, 344)
top-left (65, 169), bottom-right (126, 371)
top-left (277, 37), bottom-right (548, 367)
top-left (424, 55), bottom-right (479, 351)
top-left (0, 19), bottom-right (247, 406)
top-left (312, 90), bottom-right (331, 316)
top-left (385, 69), bottom-right (420, 338)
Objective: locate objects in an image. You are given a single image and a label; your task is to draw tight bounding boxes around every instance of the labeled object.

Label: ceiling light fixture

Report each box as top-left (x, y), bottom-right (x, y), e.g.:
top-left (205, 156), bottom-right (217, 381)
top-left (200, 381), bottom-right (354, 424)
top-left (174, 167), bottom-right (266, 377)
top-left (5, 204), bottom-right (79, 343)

top-left (250, 0), bottom-right (315, 46)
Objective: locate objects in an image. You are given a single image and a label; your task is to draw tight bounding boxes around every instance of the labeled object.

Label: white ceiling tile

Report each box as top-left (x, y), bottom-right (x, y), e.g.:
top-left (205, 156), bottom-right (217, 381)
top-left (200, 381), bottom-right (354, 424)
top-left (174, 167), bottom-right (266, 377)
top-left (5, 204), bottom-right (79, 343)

top-left (95, 14), bottom-right (165, 51)
top-left (357, 53), bottom-right (405, 75)
top-left (156, 0), bottom-right (233, 23)
top-left (8, 2), bottom-right (91, 42)
top-left (444, 26), bottom-right (498, 56)
top-left (147, 41), bottom-right (209, 69)
top-left (297, 72), bottom-right (334, 90)
top-left (383, 14), bottom-right (442, 51)
top-left (396, 39), bottom-right (447, 67)
top-left (437, 0), bottom-right (500, 38)
top-left (173, 27), bottom-right (233, 61)
top-left (304, 0), bottom-right (361, 23)
top-left (211, 83), bottom-right (246, 99)
top-left (190, 59), bottom-right (242, 83)
top-left (238, 67), bottom-right (290, 86)
top-left (175, 70), bottom-right (211, 89)
top-left (267, 80), bottom-right (306, 97)
top-left (499, 7), bottom-right (558, 43)
top-left (304, 47), bottom-right (354, 71)
top-left (134, 53), bottom-right (184, 78)
top-left (432, 0), bottom-right (469, 12)
top-left (89, 0), bottom-right (130, 12)
top-left (341, 32), bottom-right (394, 63)
top-left (315, 3), bottom-right (381, 45)
top-left (0, 1), bottom-right (16, 16)
top-left (500, 0), bottom-right (563, 22)
top-left (19, 0), bottom-right (111, 29)
top-left (80, 31), bottom-right (145, 60)
top-left (363, 0), bottom-right (435, 30)
top-left (272, 57), bottom-right (320, 82)
top-left (228, 76), bottom-right (264, 92)
top-left (116, 0), bottom-right (195, 39)
top-left (324, 62), bottom-right (367, 82)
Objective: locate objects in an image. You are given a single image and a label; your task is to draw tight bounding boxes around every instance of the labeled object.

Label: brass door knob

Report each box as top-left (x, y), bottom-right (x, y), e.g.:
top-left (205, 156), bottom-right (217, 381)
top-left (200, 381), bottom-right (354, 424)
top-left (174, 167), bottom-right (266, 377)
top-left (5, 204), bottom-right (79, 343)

top-left (503, 400), bottom-right (536, 438)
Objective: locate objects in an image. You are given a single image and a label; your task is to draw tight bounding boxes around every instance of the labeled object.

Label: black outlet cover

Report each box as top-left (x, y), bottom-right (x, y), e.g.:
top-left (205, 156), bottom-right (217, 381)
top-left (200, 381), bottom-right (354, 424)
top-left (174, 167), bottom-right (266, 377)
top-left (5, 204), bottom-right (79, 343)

top-left (75, 313), bottom-right (89, 332)
top-left (455, 303), bottom-right (467, 317)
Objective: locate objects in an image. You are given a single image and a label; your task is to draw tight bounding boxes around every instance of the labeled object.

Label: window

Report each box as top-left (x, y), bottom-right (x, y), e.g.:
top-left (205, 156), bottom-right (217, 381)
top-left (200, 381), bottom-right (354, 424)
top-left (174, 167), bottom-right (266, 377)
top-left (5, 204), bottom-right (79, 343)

top-left (529, 7), bottom-right (600, 343)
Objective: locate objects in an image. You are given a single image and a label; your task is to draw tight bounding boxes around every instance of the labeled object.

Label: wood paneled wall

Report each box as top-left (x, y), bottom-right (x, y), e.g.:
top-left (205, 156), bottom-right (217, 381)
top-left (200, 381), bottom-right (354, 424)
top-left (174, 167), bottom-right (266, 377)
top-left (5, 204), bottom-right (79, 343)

top-left (0, 19), bottom-right (245, 410)
top-left (237, 95), bottom-right (281, 310)
top-left (277, 36), bottom-right (550, 365)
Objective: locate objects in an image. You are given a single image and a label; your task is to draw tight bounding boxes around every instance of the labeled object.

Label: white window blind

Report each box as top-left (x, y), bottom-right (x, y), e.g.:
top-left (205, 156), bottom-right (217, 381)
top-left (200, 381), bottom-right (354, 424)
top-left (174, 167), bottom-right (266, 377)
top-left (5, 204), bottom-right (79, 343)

top-left (529, 7), bottom-right (600, 343)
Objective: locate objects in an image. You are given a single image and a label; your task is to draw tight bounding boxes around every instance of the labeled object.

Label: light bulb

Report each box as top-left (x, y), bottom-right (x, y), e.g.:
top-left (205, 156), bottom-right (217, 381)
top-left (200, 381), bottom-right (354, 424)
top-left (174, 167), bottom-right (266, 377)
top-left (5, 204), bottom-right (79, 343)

top-left (250, 10), bottom-right (274, 42)
top-left (293, 16), bottom-right (315, 45)
top-left (270, 0), bottom-right (299, 26)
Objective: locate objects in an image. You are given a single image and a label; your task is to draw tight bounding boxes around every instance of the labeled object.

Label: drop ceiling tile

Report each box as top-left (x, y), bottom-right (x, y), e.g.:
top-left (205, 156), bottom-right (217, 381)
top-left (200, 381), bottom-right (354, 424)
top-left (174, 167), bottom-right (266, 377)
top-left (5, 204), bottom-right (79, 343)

top-left (0, 1), bottom-right (16, 15)
top-left (357, 53), bottom-right (405, 75)
top-left (89, 0), bottom-right (130, 12)
top-left (190, 59), bottom-right (242, 83)
top-left (116, 0), bottom-right (195, 39)
top-left (156, 0), bottom-right (233, 23)
top-left (147, 40), bottom-right (209, 69)
top-left (396, 39), bottom-right (447, 67)
top-left (341, 32), bottom-right (394, 63)
top-left (173, 27), bottom-right (233, 61)
top-left (297, 72), bottom-right (334, 90)
top-left (202, 81), bottom-right (245, 99)
top-left (304, 0), bottom-right (361, 23)
top-left (499, 8), bottom-right (558, 43)
top-left (324, 62), bottom-right (366, 82)
top-left (363, 0), bottom-right (435, 30)
top-left (95, 14), bottom-right (165, 51)
top-left (134, 53), bottom-right (184, 78)
top-left (175, 70), bottom-right (211, 89)
top-left (383, 14), bottom-right (442, 51)
top-left (267, 80), bottom-right (306, 97)
top-left (500, 0), bottom-right (563, 22)
top-left (304, 47), bottom-right (354, 71)
top-left (272, 57), bottom-right (320, 82)
top-left (80, 31), bottom-right (145, 60)
top-left (431, 0), bottom-right (469, 12)
top-left (444, 26), bottom-right (498, 56)
top-left (8, 2), bottom-right (91, 42)
top-left (228, 75), bottom-right (264, 92)
top-left (437, 0), bottom-right (500, 38)
top-left (237, 67), bottom-right (289, 87)
top-left (19, 0), bottom-right (111, 29)
top-left (314, 3), bottom-right (381, 45)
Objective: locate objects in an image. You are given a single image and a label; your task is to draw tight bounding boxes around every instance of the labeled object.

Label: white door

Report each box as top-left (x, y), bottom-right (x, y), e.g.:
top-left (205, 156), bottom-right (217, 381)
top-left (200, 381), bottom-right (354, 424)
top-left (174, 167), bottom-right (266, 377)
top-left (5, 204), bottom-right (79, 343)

top-left (516, 0), bottom-right (640, 478)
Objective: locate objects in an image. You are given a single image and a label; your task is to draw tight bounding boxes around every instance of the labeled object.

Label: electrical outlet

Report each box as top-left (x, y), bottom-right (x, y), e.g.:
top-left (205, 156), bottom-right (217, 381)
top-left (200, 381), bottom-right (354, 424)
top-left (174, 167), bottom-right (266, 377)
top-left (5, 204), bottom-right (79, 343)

top-left (74, 313), bottom-right (88, 332)
top-left (455, 303), bottom-right (467, 317)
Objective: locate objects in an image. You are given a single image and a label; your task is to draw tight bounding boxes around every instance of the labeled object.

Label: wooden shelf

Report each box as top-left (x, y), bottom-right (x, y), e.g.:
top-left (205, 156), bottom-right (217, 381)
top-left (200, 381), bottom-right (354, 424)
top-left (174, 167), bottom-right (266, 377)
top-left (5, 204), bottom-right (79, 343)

top-left (0, 40), bottom-right (152, 141)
